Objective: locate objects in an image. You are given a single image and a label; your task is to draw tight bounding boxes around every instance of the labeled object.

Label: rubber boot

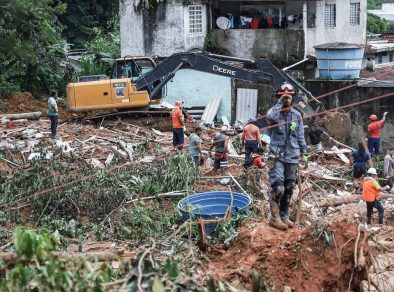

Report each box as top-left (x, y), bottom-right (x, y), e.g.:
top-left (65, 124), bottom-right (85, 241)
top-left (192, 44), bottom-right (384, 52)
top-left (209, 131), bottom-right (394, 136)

top-left (269, 199), bottom-right (288, 231)
top-left (280, 187), bottom-right (295, 228)
top-left (280, 210), bottom-right (295, 228)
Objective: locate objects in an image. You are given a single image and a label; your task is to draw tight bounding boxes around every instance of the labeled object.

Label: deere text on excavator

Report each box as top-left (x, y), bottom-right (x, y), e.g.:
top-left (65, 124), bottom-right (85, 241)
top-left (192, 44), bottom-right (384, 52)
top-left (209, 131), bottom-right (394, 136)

top-left (66, 51), bottom-right (320, 116)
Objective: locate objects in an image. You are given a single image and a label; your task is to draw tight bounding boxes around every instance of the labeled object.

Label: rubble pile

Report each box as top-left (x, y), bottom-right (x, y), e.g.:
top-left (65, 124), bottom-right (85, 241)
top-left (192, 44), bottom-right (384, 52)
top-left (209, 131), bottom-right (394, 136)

top-left (1, 110), bottom-right (394, 291)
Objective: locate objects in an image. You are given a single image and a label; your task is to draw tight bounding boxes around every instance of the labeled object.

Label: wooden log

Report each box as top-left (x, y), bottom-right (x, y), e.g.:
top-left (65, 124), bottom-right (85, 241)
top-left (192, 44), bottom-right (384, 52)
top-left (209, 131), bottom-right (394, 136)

top-left (118, 141), bottom-right (133, 162)
top-left (323, 132), bottom-right (355, 151)
top-left (111, 146), bottom-right (127, 160)
top-left (0, 112), bottom-right (42, 120)
top-left (317, 194), bottom-right (394, 208)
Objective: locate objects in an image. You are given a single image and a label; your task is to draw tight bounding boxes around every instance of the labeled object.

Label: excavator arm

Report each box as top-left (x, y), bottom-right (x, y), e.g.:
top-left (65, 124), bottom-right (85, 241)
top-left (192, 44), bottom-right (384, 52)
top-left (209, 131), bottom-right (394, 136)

top-left (134, 51), bottom-right (320, 116)
top-left (135, 52), bottom-right (274, 99)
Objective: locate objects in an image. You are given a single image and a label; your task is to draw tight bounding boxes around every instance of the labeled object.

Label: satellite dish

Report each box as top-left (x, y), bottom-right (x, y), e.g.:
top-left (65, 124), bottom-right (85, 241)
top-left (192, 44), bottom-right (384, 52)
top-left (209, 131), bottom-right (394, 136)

top-left (216, 17), bottom-right (230, 30)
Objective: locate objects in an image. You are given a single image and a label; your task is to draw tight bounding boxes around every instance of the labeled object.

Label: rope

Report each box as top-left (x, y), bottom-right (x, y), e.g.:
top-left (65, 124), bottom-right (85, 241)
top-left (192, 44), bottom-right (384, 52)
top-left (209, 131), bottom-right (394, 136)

top-left (255, 68), bottom-right (394, 123)
top-left (263, 92), bottom-right (394, 131)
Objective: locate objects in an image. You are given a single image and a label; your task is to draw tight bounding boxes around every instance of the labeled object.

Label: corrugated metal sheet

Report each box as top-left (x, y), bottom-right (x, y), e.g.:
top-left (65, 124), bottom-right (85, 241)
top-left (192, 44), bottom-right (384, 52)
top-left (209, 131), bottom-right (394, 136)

top-left (200, 98), bottom-right (222, 126)
top-left (236, 88), bottom-right (258, 123)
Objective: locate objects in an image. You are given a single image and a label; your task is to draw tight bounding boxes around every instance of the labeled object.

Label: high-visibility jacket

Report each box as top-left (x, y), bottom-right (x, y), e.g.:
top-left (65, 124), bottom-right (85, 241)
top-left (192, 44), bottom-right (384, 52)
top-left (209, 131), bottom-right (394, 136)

top-left (368, 121), bottom-right (383, 138)
top-left (362, 177), bottom-right (381, 202)
top-left (171, 107), bottom-right (184, 128)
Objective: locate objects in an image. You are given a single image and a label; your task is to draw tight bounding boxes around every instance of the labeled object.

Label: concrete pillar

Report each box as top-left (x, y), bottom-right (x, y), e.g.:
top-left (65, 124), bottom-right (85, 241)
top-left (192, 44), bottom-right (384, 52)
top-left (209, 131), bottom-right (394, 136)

top-left (120, 0), bottom-right (145, 56)
top-left (303, 1), bottom-right (307, 58)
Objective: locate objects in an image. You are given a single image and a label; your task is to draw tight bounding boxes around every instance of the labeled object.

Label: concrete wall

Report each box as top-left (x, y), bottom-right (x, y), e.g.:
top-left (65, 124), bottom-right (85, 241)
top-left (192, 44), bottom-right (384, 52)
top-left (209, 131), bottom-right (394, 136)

top-left (165, 69), bottom-right (232, 121)
top-left (120, 0), bottom-right (145, 56)
top-left (121, 0), bottom-right (207, 56)
top-left (211, 29), bottom-right (305, 66)
top-left (306, 0), bottom-right (367, 54)
top-left (304, 80), bottom-right (394, 150)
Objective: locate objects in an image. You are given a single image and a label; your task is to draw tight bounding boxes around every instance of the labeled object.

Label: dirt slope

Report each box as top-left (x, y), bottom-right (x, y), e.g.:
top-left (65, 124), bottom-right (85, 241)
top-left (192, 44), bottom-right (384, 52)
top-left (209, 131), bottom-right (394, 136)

top-left (206, 220), bottom-right (368, 291)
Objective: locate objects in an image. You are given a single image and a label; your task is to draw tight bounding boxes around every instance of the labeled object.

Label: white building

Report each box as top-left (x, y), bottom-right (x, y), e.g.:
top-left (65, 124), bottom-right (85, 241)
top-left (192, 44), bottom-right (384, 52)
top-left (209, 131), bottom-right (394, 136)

top-left (368, 3), bottom-right (394, 21)
top-left (119, 0), bottom-right (367, 122)
top-left (120, 0), bottom-right (367, 60)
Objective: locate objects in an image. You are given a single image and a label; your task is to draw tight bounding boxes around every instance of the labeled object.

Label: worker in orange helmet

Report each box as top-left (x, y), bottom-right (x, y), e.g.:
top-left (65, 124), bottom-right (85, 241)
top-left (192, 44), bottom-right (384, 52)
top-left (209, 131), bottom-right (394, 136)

top-left (367, 112), bottom-right (388, 156)
top-left (171, 101), bottom-right (185, 151)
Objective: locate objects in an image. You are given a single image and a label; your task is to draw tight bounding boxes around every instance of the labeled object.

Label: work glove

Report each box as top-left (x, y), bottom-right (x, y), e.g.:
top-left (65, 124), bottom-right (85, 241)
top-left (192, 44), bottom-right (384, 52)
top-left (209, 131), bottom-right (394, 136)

top-left (384, 112), bottom-right (388, 117)
top-left (301, 152), bottom-right (309, 167)
top-left (289, 121), bottom-right (297, 135)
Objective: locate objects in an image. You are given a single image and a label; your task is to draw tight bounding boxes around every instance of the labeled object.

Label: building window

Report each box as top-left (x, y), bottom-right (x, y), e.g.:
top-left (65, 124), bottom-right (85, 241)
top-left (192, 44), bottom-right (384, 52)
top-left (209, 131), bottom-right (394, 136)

top-left (189, 5), bottom-right (203, 35)
top-left (350, 2), bottom-right (360, 25)
top-left (325, 4), bottom-right (336, 28)
top-left (378, 55), bottom-right (383, 64)
top-left (390, 53), bottom-right (393, 62)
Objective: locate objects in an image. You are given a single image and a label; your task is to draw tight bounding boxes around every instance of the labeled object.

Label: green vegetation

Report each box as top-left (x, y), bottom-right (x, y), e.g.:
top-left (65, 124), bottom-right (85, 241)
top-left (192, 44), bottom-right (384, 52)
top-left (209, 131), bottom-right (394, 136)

top-left (367, 0), bottom-right (394, 10)
top-left (367, 13), bottom-right (394, 33)
top-left (0, 0), bottom-right (68, 96)
top-left (0, 227), bottom-right (114, 291)
top-left (0, 0), bottom-right (120, 98)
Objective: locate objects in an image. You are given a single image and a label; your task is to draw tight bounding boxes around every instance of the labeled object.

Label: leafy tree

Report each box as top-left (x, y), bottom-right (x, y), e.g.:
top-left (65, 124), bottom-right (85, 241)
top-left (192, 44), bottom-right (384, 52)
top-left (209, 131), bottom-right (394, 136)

top-left (59, 0), bottom-right (119, 49)
top-left (367, 12), bottom-right (394, 33)
top-left (367, 0), bottom-right (394, 10)
top-left (0, 0), bottom-right (68, 96)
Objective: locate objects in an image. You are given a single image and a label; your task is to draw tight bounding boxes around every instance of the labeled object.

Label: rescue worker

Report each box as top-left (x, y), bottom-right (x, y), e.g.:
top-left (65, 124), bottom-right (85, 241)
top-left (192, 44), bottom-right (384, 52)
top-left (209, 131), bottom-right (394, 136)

top-left (362, 167), bottom-right (390, 225)
top-left (188, 127), bottom-right (203, 167)
top-left (251, 147), bottom-right (266, 169)
top-left (171, 101), bottom-right (185, 151)
top-left (250, 147), bottom-right (266, 184)
top-left (367, 112), bottom-right (388, 155)
top-left (209, 126), bottom-right (229, 175)
top-left (242, 117), bottom-right (261, 168)
top-left (266, 88), bottom-right (308, 231)
top-left (48, 90), bottom-right (59, 139)
top-left (349, 142), bottom-right (372, 193)
top-left (308, 123), bottom-right (324, 153)
top-left (383, 149), bottom-right (394, 190)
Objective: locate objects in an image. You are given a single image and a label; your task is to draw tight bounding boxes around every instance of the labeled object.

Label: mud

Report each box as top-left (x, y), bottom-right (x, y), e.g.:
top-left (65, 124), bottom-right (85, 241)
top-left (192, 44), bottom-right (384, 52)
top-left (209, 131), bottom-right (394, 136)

top-left (321, 111), bottom-right (352, 143)
top-left (0, 92), bottom-right (70, 118)
top-left (206, 221), bottom-right (369, 291)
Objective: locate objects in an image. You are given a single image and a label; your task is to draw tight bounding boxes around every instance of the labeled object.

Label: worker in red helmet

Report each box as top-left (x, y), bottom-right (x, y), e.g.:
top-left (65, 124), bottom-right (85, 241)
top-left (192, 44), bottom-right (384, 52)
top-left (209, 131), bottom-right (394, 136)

top-left (276, 82), bottom-right (295, 96)
top-left (368, 112), bottom-right (388, 155)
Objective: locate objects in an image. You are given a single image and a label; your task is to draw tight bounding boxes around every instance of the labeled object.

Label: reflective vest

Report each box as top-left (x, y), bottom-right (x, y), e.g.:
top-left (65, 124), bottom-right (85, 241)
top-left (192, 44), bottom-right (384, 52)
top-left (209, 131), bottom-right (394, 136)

top-left (362, 178), bottom-right (380, 202)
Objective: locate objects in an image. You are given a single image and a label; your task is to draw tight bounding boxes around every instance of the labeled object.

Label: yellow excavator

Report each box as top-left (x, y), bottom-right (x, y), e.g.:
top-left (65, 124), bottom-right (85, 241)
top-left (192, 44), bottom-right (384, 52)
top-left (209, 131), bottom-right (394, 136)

top-left (66, 51), bottom-right (320, 116)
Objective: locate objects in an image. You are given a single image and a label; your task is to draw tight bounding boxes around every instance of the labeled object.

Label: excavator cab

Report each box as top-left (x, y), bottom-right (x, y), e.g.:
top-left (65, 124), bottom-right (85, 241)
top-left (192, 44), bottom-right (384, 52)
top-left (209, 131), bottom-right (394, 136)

top-left (111, 57), bottom-right (156, 81)
top-left (67, 56), bottom-right (159, 112)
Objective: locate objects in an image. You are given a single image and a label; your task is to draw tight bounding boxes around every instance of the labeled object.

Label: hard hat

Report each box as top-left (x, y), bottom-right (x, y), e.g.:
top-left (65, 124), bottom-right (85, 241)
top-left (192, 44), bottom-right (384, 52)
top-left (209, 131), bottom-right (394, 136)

top-left (175, 101), bottom-right (184, 107)
top-left (220, 125), bottom-right (228, 132)
top-left (367, 168), bottom-right (377, 175)
top-left (277, 82), bottom-right (295, 95)
top-left (369, 114), bottom-right (377, 121)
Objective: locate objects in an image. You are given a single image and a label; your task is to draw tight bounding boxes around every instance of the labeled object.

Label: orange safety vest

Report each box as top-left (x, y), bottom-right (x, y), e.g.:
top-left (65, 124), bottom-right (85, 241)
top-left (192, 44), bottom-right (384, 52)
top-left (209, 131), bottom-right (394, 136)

top-left (171, 108), bottom-right (183, 128)
top-left (362, 178), bottom-right (380, 202)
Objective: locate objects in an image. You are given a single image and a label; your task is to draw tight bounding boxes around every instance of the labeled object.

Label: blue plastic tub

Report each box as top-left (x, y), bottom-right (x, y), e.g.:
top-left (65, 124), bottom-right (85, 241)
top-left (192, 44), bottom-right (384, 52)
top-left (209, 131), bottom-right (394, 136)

top-left (177, 191), bottom-right (252, 233)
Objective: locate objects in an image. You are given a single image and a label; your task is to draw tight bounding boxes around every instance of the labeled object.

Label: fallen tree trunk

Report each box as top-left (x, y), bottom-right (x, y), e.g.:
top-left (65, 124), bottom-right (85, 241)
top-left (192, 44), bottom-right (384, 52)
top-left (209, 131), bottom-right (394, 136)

top-left (323, 132), bottom-right (355, 151)
top-left (0, 112), bottom-right (42, 120)
top-left (317, 194), bottom-right (394, 208)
